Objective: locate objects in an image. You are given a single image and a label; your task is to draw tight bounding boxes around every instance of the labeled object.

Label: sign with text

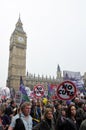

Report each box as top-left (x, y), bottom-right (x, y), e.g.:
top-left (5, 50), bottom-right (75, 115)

top-left (57, 81), bottom-right (77, 100)
top-left (33, 84), bottom-right (44, 98)
top-left (15, 91), bottom-right (22, 105)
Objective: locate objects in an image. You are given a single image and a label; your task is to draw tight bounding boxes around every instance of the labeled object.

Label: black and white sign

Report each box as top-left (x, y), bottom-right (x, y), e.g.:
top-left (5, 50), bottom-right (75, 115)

top-left (33, 85), bottom-right (44, 98)
top-left (57, 81), bottom-right (76, 100)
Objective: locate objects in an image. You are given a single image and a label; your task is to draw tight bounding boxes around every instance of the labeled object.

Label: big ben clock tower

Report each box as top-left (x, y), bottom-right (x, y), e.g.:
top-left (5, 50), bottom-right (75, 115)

top-left (7, 16), bottom-right (27, 90)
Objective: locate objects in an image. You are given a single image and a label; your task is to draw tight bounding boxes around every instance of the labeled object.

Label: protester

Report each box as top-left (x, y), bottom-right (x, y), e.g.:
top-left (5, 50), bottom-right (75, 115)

top-left (5, 100), bottom-right (17, 121)
top-left (55, 107), bottom-right (67, 130)
top-left (53, 102), bottom-right (62, 124)
top-left (76, 101), bottom-right (86, 128)
top-left (74, 97), bottom-right (80, 109)
top-left (79, 119), bottom-right (86, 130)
top-left (67, 104), bottom-right (79, 130)
top-left (32, 107), bottom-right (55, 130)
top-left (0, 104), bottom-right (10, 130)
top-left (8, 102), bottom-right (32, 130)
top-left (30, 100), bottom-right (41, 126)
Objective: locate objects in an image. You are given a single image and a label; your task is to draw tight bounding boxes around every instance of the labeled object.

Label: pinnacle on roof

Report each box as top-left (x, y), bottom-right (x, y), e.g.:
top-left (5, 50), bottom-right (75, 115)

top-left (57, 64), bottom-right (61, 72)
top-left (14, 15), bottom-right (25, 33)
top-left (16, 15), bottom-right (23, 28)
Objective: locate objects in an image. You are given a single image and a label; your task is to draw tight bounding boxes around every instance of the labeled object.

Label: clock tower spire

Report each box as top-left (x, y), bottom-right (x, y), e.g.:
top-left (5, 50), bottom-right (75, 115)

top-left (15, 15), bottom-right (24, 33)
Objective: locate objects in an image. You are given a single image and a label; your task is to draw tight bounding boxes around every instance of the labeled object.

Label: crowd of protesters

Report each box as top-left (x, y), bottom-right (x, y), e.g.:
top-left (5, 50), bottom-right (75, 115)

top-left (0, 94), bottom-right (86, 130)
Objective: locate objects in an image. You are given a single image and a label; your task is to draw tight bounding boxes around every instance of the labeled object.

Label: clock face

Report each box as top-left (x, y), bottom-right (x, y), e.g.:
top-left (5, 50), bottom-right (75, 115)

top-left (18, 36), bottom-right (24, 43)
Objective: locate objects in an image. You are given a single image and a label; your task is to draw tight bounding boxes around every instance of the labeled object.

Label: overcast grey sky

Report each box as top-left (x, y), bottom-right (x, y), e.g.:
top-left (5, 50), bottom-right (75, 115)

top-left (0, 0), bottom-right (86, 87)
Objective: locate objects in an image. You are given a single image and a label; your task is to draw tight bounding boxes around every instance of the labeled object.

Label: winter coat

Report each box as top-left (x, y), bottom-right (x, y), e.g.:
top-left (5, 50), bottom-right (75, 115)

top-left (56, 116), bottom-right (79, 130)
top-left (32, 118), bottom-right (55, 130)
top-left (76, 108), bottom-right (85, 127)
top-left (79, 119), bottom-right (86, 130)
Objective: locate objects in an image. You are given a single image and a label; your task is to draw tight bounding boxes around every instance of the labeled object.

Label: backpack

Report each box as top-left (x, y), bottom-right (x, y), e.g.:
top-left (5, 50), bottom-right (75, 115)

top-left (13, 114), bottom-right (25, 130)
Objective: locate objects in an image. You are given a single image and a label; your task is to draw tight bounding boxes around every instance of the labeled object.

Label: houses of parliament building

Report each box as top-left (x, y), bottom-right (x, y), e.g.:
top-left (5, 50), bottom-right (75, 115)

top-left (7, 17), bottom-right (63, 91)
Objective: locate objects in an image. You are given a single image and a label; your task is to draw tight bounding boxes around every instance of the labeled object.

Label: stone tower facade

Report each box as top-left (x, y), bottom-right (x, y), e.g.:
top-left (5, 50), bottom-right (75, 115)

top-left (7, 17), bottom-right (27, 90)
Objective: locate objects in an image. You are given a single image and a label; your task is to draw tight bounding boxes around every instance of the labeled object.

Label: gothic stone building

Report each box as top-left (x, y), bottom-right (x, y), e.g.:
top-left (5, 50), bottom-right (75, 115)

top-left (7, 17), bottom-right (63, 91)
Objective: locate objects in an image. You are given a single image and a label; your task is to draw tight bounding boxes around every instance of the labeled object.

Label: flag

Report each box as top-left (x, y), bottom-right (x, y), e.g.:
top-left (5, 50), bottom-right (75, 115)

top-left (20, 76), bottom-right (30, 102)
top-left (47, 84), bottom-right (52, 98)
top-left (50, 84), bottom-right (57, 89)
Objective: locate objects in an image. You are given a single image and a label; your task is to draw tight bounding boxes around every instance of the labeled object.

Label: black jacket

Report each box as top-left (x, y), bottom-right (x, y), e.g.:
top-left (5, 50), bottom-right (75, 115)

top-left (56, 116), bottom-right (79, 130)
top-left (32, 118), bottom-right (55, 130)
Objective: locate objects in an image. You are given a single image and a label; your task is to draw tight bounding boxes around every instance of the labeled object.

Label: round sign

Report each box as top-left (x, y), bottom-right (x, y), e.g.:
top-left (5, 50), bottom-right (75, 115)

top-left (56, 81), bottom-right (76, 100)
top-left (33, 84), bottom-right (44, 97)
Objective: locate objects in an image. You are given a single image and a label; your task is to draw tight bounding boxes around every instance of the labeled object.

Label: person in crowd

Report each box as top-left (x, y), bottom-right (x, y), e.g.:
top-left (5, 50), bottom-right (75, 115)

top-left (32, 107), bottom-right (55, 130)
top-left (40, 99), bottom-right (45, 115)
top-left (46, 101), bottom-right (54, 112)
top-left (8, 102), bottom-right (32, 130)
top-left (5, 100), bottom-right (17, 121)
top-left (76, 101), bottom-right (86, 128)
top-left (53, 102), bottom-right (62, 124)
top-left (30, 100), bottom-right (41, 126)
top-left (67, 104), bottom-right (79, 130)
top-left (0, 104), bottom-right (10, 130)
top-left (79, 119), bottom-right (86, 130)
top-left (74, 97), bottom-right (80, 109)
top-left (55, 107), bottom-right (67, 130)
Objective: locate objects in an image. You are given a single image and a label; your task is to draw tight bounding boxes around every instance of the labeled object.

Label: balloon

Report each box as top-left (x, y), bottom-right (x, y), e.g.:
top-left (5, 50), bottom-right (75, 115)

top-left (42, 98), bottom-right (48, 105)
